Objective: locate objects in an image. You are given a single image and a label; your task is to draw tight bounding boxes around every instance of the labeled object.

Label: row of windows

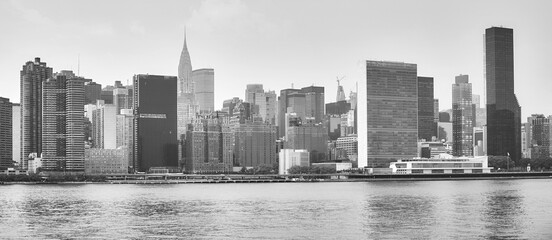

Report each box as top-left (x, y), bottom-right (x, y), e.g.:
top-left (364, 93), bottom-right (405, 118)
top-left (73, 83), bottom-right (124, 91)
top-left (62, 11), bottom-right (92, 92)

top-left (411, 163), bottom-right (483, 168)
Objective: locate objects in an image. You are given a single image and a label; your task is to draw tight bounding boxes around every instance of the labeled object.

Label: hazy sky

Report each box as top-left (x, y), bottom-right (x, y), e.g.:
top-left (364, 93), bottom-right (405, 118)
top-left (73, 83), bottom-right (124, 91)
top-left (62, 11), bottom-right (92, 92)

top-left (1, 0), bottom-right (551, 119)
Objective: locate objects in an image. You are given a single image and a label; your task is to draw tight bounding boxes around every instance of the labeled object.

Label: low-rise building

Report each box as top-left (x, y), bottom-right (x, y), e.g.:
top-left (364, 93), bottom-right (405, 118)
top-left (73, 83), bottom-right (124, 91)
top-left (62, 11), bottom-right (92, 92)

top-left (389, 155), bottom-right (492, 174)
top-left (278, 149), bottom-right (309, 174)
top-left (84, 148), bottom-right (128, 175)
top-left (312, 161), bottom-right (352, 172)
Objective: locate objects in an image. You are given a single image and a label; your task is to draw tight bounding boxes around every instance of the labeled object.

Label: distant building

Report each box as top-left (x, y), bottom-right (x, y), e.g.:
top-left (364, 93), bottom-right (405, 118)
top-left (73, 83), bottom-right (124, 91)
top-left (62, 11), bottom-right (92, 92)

top-left (41, 75), bottom-right (85, 173)
top-left (116, 109), bottom-right (134, 170)
top-left (325, 100), bottom-right (351, 116)
top-left (336, 135), bottom-right (357, 158)
top-left (184, 116), bottom-right (234, 173)
top-left (84, 81), bottom-right (102, 105)
top-left (438, 122), bottom-right (453, 142)
top-left (417, 76), bottom-right (436, 141)
top-left (433, 99), bottom-right (439, 123)
top-left (21, 57), bottom-right (52, 169)
top-left (485, 26), bottom-right (521, 162)
top-left (12, 103), bottom-right (21, 166)
top-left (85, 148), bottom-right (128, 175)
top-left (285, 113), bottom-right (328, 163)
top-left (113, 88), bottom-right (130, 113)
top-left (359, 61), bottom-right (418, 168)
top-left (0, 97), bottom-right (13, 168)
top-left (439, 112), bottom-right (450, 122)
top-left (177, 33), bottom-right (199, 138)
top-left (389, 156), bottom-right (492, 174)
top-left (527, 114), bottom-right (550, 159)
top-left (133, 74), bottom-right (178, 172)
top-left (193, 68), bottom-right (215, 113)
top-left (277, 86), bottom-right (324, 138)
top-left (452, 74), bottom-right (474, 156)
top-left (100, 87), bottom-right (114, 104)
top-left (92, 103), bottom-right (117, 149)
top-left (233, 122), bottom-right (277, 168)
top-left (278, 149), bottom-right (309, 174)
top-left (417, 141), bottom-right (449, 158)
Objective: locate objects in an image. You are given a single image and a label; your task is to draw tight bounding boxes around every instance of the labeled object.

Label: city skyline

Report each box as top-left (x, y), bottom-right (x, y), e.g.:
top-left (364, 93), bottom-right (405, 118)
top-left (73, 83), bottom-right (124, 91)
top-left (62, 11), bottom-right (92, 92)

top-left (1, 0), bottom-right (552, 118)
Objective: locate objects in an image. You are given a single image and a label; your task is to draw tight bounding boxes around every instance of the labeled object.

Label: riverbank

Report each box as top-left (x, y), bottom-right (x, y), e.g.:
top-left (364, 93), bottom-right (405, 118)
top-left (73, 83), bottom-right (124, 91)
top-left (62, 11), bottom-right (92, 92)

top-left (2, 172), bottom-right (551, 184)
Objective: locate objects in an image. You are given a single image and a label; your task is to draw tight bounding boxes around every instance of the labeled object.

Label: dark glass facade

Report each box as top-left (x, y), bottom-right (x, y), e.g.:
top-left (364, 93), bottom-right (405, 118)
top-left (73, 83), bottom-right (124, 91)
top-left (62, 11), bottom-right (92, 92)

top-left (84, 81), bottom-right (102, 104)
top-left (485, 27), bottom-right (521, 161)
top-left (366, 61), bottom-right (418, 168)
top-left (0, 97), bottom-right (13, 168)
top-left (133, 75), bottom-right (178, 172)
top-left (325, 100), bottom-right (351, 116)
top-left (417, 76), bottom-right (436, 141)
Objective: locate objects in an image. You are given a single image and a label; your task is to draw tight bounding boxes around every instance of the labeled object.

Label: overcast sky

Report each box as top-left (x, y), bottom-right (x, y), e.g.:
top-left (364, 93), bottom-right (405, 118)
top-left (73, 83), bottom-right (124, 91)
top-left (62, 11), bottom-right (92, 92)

top-left (1, 0), bottom-right (551, 119)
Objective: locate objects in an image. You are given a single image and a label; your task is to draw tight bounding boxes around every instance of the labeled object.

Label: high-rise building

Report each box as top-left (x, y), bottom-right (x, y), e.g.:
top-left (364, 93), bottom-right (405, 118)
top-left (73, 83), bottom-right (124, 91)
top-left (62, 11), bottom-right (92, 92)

top-left (245, 84), bottom-right (264, 106)
top-left (184, 116), bottom-right (234, 173)
top-left (0, 97), bottom-right (13, 168)
top-left (336, 80), bottom-right (346, 102)
top-left (485, 27), bottom-right (521, 161)
top-left (526, 114), bottom-right (550, 159)
top-left (133, 74), bottom-right (178, 172)
top-left (434, 99), bottom-right (439, 123)
top-left (302, 86), bottom-right (325, 123)
top-left (113, 88), bottom-right (129, 114)
top-left (285, 113), bottom-right (328, 163)
top-left (116, 109), bottom-right (134, 170)
top-left (12, 103), bottom-right (21, 166)
top-left (20, 57), bottom-right (52, 169)
top-left (326, 100), bottom-right (351, 116)
top-left (177, 33), bottom-right (199, 138)
top-left (193, 68), bottom-right (214, 113)
top-left (100, 86), bottom-right (114, 104)
top-left (452, 75), bottom-right (474, 156)
top-left (41, 75), bottom-right (85, 172)
top-left (92, 103), bottom-right (117, 149)
top-left (84, 81), bottom-right (102, 104)
top-left (359, 61), bottom-right (418, 168)
top-left (233, 122), bottom-right (277, 168)
top-left (417, 76), bottom-right (436, 141)
top-left (277, 86), bottom-right (324, 138)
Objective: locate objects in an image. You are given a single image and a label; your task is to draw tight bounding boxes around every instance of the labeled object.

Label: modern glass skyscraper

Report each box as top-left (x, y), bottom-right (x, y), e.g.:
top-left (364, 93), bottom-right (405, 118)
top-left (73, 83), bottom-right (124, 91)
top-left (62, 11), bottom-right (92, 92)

top-left (41, 75), bottom-right (86, 172)
top-left (452, 75), bottom-right (473, 156)
top-left (192, 68), bottom-right (215, 113)
top-left (417, 76), bottom-right (436, 141)
top-left (485, 27), bottom-right (521, 162)
top-left (361, 61), bottom-right (418, 168)
top-left (20, 57), bottom-right (52, 169)
top-left (133, 74), bottom-right (178, 172)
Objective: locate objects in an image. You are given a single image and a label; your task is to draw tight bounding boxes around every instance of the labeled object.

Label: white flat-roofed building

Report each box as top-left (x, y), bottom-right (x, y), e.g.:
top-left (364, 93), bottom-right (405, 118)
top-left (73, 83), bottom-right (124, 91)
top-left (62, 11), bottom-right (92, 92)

top-left (389, 155), bottom-right (492, 174)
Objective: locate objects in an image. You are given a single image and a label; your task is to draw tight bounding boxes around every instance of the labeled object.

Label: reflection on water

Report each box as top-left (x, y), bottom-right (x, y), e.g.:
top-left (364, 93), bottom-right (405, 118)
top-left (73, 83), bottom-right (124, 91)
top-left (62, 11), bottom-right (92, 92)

top-left (0, 180), bottom-right (551, 239)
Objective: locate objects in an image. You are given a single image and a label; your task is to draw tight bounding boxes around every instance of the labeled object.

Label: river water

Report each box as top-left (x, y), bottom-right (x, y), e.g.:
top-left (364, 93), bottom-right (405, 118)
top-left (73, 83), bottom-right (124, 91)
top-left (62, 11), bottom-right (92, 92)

top-left (1, 179), bottom-right (551, 239)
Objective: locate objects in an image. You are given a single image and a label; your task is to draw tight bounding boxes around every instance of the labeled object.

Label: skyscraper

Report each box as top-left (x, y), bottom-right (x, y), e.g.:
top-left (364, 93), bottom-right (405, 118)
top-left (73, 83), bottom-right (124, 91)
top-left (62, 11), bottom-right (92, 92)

top-left (113, 88), bottom-right (129, 113)
top-left (12, 103), bottom-right (21, 166)
top-left (20, 57), bottom-right (52, 169)
top-left (184, 116), bottom-right (234, 173)
top-left (192, 68), bottom-right (215, 113)
top-left (177, 33), bottom-right (199, 138)
top-left (452, 75), bottom-right (474, 156)
top-left (359, 61), bottom-right (418, 168)
top-left (92, 103), bottom-right (117, 149)
top-left (84, 81), bottom-right (102, 104)
top-left (133, 74), bottom-right (178, 172)
top-left (277, 86), bottom-right (324, 138)
top-left (336, 80), bottom-right (346, 102)
top-left (41, 75), bottom-right (85, 172)
top-left (526, 114), bottom-right (550, 159)
top-left (0, 97), bottom-right (13, 168)
top-left (417, 76), bottom-right (436, 141)
top-left (245, 84), bottom-right (264, 114)
top-left (485, 27), bottom-right (521, 161)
